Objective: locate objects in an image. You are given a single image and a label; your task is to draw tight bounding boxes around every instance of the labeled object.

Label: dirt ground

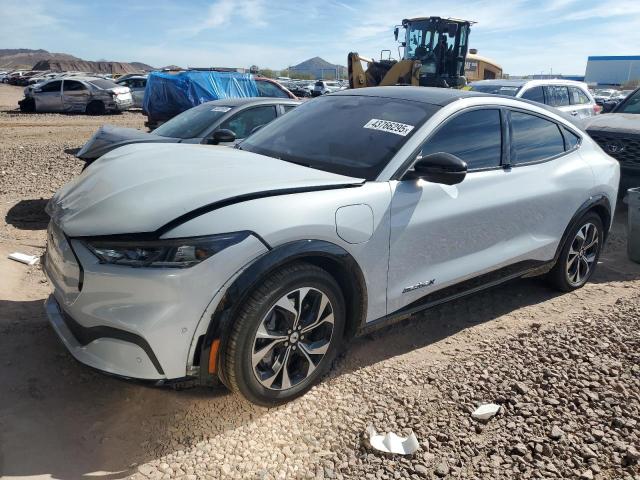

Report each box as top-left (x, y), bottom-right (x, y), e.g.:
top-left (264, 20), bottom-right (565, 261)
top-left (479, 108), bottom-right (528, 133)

top-left (0, 83), bottom-right (638, 480)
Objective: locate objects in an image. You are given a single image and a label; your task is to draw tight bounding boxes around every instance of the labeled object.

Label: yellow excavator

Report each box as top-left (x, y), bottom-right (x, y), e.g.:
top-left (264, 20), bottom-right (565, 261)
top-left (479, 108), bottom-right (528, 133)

top-left (348, 17), bottom-right (474, 89)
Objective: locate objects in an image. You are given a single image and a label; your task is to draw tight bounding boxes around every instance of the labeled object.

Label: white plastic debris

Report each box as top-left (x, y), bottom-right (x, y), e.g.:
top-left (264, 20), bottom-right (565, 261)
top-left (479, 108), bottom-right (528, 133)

top-left (8, 252), bottom-right (39, 265)
top-left (366, 425), bottom-right (420, 455)
top-left (471, 403), bottom-right (501, 421)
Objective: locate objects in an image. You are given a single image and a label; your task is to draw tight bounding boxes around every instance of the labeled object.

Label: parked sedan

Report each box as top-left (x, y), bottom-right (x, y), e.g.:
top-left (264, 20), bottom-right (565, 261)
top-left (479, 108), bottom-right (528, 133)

top-left (19, 77), bottom-right (133, 114)
top-left (44, 87), bottom-right (618, 405)
top-left (76, 97), bottom-right (300, 161)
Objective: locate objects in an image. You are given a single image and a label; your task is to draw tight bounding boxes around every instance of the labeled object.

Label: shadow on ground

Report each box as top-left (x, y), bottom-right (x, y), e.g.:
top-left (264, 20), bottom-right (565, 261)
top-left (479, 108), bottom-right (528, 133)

top-left (5, 198), bottom-right (50, 230)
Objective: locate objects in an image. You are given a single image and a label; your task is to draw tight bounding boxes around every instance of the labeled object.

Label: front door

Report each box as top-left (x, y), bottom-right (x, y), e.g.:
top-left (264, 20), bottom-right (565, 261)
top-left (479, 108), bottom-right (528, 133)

top-left (61, 80), bottom-right (89, 112)
top-left (35, 80), bottom-right (63, 112)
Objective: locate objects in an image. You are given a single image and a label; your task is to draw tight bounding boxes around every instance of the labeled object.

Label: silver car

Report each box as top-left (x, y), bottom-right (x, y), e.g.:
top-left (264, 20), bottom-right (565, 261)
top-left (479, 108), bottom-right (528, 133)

top-left (44, 87), bottom-right (619, 405)
top-left (469, 79), bottom-right (599, 120)
top-left (115, 75), bottom-right (147, 108)
top-left (19, 76), bottom-right (133, 114)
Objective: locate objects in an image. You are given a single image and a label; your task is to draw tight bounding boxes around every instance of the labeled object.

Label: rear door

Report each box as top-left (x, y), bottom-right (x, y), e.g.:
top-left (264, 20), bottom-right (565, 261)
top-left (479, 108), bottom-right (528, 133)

top-left (543, 85), bottom-right (572, 116)
top-left (34, 80), bottom-right (63, 112)
top-left (61, 79), bottom-right (89, 112)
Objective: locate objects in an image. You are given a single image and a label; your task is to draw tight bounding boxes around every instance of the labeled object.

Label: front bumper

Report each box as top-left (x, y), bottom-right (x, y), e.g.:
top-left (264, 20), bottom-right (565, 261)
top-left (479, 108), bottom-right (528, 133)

top-left (45, 295), bottom-right (165, 379)
top-left (43, 221), bottom-right (269, 380)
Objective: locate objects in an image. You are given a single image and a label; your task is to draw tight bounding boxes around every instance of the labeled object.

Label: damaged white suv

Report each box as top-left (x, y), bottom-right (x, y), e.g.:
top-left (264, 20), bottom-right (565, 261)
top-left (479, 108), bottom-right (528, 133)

top-left (44, 87), bottom-right (619, 405)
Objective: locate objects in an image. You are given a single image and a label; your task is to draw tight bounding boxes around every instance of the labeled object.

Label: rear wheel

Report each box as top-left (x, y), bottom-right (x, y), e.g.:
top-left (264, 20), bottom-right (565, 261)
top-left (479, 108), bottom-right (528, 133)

top-left (86, 101), bottom-right (105, 115)
top-left (546, 212), bottom-right (603, 292)
top-left (222, 263), bottom-right (345, 406)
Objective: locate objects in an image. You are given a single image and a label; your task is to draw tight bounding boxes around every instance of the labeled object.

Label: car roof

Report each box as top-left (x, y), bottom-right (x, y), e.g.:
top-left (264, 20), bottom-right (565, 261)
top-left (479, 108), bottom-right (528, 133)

top-left (331, 86), bottom-right (485, 106)
top-left (197, 97), bottom-right (301, 107)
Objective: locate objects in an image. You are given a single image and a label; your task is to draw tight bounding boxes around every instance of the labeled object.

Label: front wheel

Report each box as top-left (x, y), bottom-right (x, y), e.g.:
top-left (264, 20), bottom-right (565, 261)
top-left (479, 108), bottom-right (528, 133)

top-left (222, 263), bottom-right (345, 406)
top-left (546, 212), bottom-right (603, 292)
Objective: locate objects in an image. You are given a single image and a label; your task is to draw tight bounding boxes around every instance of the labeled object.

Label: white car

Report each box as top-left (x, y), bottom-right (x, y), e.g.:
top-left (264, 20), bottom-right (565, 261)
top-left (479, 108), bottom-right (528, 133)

top-left (115, 75), bottom-right (147, 108)
top-left (44, 87), bottom-right (619, 405)
top-left (469, 79), bottom-right (599, 119)
top-left (312, 80), bottom-right (344, 96)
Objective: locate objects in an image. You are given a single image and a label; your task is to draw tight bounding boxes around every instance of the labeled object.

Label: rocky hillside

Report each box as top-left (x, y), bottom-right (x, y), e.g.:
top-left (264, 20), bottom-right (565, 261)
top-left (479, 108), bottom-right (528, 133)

top-left (289, 56), bottom-right (347, 80)
top-left (0, 49), bottom-right (79, 69)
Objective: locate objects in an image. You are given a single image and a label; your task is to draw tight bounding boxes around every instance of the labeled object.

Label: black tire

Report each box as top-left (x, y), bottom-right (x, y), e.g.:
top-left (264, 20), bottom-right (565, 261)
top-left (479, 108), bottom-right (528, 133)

top-left (86, 101), bottom-right (105, 115)
top-left (222, 262), bottom-right (345, 406)
top-left (19, 98), bottom-right (35, 112)
top-left (546, 212), bottom-right (603, 292)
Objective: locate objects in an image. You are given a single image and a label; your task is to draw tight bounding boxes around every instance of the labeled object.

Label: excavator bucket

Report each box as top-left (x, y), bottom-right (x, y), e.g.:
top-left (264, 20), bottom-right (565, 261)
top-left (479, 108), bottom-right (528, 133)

top-left (348, 52), bottom-right (420, 89)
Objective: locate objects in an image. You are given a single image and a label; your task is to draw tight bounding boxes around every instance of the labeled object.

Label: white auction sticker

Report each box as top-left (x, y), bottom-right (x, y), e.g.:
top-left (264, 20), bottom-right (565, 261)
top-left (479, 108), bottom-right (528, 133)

top-left (211, 106), bottom-right (231, 112)
top-left (363, 118), bottom-right (414, 136)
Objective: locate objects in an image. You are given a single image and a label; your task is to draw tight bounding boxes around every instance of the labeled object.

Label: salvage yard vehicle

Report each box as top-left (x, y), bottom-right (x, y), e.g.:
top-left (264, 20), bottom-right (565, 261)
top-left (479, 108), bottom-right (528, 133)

top-left (143, 70), bottom-right (296, 130)
top-left (586, 86), bottom-right (640, 194)
top-left (312, 80), bottom-right (344, 96)
top-left (469, 79), bottom-right (599, 120)
top-left (44, 87), bottom-right (619, 406)
top-left (115, 75), bottom-right (147, 108)
top-left (19, 77), bottom-right (133, 114)
top-left (76, 97), bottom-right (301, 162)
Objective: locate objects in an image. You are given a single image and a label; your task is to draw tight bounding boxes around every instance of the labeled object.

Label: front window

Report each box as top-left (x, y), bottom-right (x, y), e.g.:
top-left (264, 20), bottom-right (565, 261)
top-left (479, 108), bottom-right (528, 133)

top-left (405, 21), bottom-right (436, 60)
top-left (616, 90), bottom-right (640, 114)
top-left (469, 83), bottom-right (521, 96)
top-left (240, 95), bottom-right (439, 180)
top-left (152, 103), bottom-right (232, 139)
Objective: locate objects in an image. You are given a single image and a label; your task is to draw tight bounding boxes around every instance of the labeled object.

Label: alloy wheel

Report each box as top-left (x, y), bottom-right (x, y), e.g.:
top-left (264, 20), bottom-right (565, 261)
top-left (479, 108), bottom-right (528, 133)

top-left (566, 222), bottom-right (599, 286)
top-left (251, 287), bottom-right (334, 391)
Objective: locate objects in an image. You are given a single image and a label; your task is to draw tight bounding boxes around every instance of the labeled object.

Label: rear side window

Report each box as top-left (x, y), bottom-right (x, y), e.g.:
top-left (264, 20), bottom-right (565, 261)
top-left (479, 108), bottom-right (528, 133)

top-left (520, 86), bottom-right (544, 103)
top-left (543, 86), bottom-right (570, 107)
top-left (510, 111), bottom-right (565, 164)
top-left (40, 80), bottom-right (62, 93)
top-left (420, 109), bottom-right (502, 170)
top-left (256, 80), bottom-right (289, 98)
top-left (569, 87), bottom-right (590, 105)
top-left (63, 80), bottom-right (86, 91)
top-left (282, 105), bottom-right (297, 114)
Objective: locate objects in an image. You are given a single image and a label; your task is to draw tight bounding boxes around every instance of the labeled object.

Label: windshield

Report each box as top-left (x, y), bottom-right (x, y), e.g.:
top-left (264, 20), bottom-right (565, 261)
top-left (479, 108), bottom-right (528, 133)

top-left (469, 84), bottom-right (521, 96)
top-left (240, 95), bottom-right (439, 180)
top-left (87, 79), bottom-right (120, 90)
top-left (405, 21), bottom-right (436, 59)
top-left (616, 89), bottom-right (640, 114)
top-left (152, 103), bottom-right (232, 139)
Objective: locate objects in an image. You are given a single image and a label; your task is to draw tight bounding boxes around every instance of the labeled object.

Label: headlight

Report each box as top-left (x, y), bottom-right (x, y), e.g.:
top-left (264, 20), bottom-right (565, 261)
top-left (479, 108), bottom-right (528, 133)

top-left (84, 232), bottom-right (250, 268)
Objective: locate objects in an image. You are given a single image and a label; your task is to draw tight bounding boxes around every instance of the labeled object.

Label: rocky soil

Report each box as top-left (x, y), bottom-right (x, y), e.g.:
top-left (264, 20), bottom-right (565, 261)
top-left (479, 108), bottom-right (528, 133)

top-left (0, 83), bottom-right (638, 479)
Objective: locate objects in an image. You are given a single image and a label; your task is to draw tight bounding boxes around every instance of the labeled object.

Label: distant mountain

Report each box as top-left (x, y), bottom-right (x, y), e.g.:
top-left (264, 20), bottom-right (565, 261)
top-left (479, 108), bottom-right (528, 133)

top-left (0, 48), bottom-right (79, 69)
top-left (130, 61), bottom-right (155, 72)
top-left (0, 48), bottom-right (154, 73)
top-left (289, 57), bottom-right (347, 80)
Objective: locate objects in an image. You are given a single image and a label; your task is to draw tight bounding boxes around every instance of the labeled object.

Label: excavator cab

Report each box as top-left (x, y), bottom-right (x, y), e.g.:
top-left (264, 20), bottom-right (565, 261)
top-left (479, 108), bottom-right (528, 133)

top-left (397, 17), bottom-right (471, 87)
top-left (348, 16), bottom-right (473, 89)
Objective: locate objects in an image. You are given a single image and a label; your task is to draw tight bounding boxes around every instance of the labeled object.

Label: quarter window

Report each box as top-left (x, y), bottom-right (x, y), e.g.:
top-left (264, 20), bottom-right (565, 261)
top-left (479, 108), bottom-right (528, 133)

top-left (420, 109), bottom-right (502, 170)
top-left (520, 86), bottom-right (544, 104)
top-left (543, 86), bottom-right (570, 107)
top-left (568, 87), bottom-right (590, 105)
top-left (219, 106), bottom-right (277, 139)
top-left (562, 127), bottom-right (580, 150)
top-left (510, 111), bottom-right (565, 164)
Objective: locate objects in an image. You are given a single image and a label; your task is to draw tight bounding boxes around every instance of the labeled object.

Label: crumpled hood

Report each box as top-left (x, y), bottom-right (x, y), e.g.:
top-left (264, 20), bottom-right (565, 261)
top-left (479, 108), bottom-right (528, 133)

top-left (585, 113), bottom-right (640, 136)
top-left (48, 143), bottom-right (364, 237)
top-left (76, 124), bottom-right (179, 160)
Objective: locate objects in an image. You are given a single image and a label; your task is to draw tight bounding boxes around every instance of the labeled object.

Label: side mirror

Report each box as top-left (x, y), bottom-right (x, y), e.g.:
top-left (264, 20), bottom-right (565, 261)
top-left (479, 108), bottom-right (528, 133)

top-left (602, 101), bottom-right (617, 113)
top-left (207, 129), bottom-right (236, 145)
top-left (405, 152), bottom-right (467, 185)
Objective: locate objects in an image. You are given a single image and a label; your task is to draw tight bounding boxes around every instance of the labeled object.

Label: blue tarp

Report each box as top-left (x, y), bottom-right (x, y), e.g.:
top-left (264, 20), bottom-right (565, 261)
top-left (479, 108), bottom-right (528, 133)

top-left (143, 71), bottom-right (259, 120)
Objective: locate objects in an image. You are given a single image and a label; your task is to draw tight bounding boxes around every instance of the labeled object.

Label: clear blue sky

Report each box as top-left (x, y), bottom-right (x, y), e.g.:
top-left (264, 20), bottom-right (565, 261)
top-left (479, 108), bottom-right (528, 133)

top-left (2, 0), bottom-right (639, 76)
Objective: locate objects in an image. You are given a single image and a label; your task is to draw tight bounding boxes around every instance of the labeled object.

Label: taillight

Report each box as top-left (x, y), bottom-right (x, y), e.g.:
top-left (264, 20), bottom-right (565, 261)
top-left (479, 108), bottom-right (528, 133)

top-left (593, 104), bottom-right (602, 114)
